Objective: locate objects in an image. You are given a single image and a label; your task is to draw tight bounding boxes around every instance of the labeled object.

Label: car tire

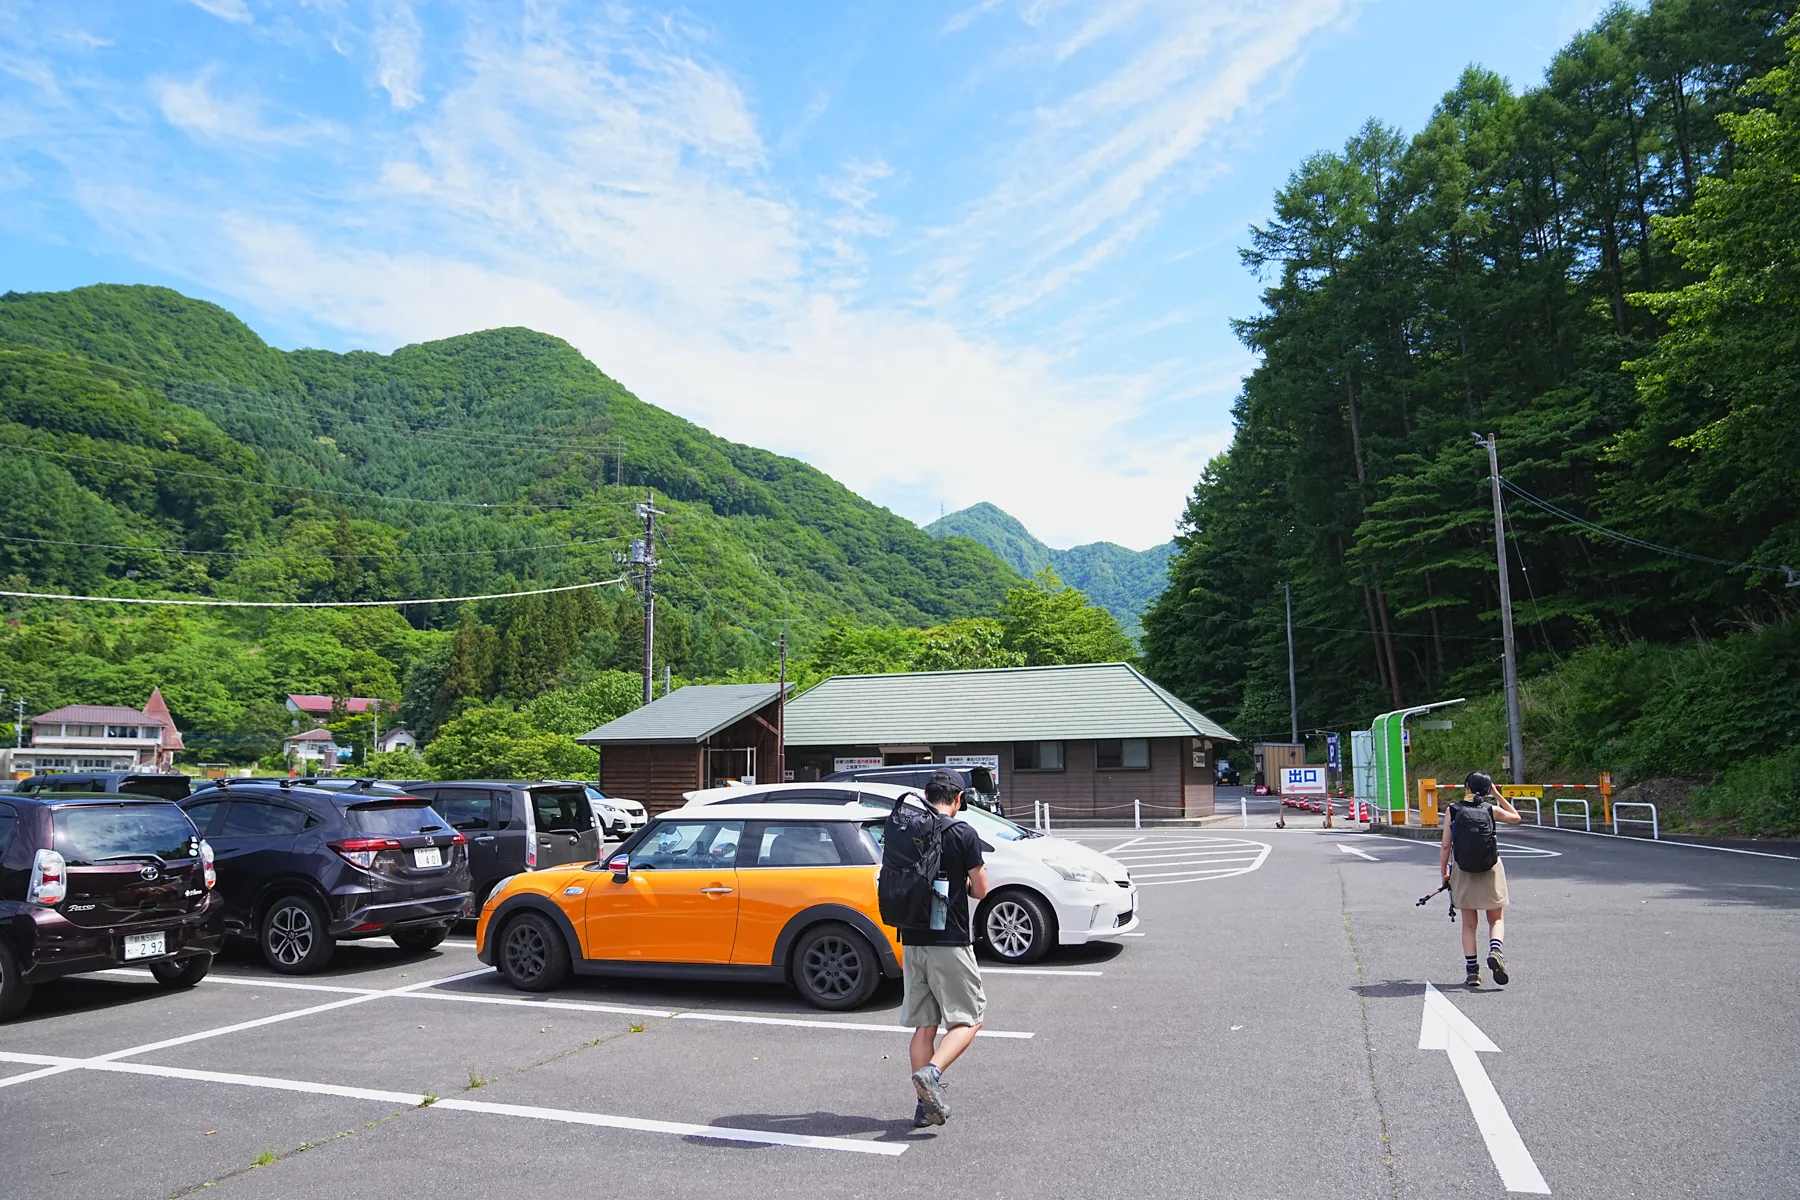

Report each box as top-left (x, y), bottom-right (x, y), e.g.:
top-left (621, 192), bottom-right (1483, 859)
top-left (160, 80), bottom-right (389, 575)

top-left (790, 923), bottom-right (880, 1011)
top-left (978, 890), bottom-right (1056, 964)
top-left (150, 953), bottom-right (212, 989)
top-left (0, 940), bottom-right (33, 1020)
top-left (391, 925), bottom-right (449, 954)
top-left (497, 912), bottom-right (569, 992)
top-left (260, 894), bottom-right (335, 975)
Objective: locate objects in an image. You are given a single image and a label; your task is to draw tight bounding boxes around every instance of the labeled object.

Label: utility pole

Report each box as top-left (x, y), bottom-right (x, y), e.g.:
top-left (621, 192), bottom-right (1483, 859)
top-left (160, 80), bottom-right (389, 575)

top-left (15, 698), bottom-right (24, 749)
top-left (615, 438), bottom-right (624, 487)
top-left (635, 490), bottom-right (661, 705)
top-left (1480, 432), bottom-right (1527, 784)
top-left (776, 630), bottom-right (788, 784)
top-left (1285, 582), bottom-right (1300, 745)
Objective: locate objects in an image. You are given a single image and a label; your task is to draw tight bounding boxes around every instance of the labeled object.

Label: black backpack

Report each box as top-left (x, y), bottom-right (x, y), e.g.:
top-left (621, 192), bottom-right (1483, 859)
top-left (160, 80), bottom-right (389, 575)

top-left (877, 792), bottom-right (943, 929)
top-left (1448, 799), bottom-right (1500, 873)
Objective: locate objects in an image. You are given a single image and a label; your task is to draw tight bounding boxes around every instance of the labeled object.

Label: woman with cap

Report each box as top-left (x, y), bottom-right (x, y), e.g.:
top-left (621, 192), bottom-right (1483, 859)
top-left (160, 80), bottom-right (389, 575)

top-left (1440, 770), bottom-right (1523, 987)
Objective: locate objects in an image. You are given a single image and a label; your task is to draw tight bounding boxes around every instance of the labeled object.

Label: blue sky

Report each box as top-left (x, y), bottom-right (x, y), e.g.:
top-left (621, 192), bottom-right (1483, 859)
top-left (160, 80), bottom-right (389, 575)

top-left (1, 0), bottom-right (1606, 548)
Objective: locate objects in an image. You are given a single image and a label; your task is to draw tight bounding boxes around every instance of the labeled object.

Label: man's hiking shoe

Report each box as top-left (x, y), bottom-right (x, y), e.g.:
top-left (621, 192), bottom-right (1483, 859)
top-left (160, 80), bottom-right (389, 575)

top-left (912, 1065), bottom-right (949, 1125)
top-left (912, 1100), bottom-right (933, 1129)
top-left (1488, 953), bottom-right (1509, 986)
top-left (1465, 969), bottom-right (1482, 988)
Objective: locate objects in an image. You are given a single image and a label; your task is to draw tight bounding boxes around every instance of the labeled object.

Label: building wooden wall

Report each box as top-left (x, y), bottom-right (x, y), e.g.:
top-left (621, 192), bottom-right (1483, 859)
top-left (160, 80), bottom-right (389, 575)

top-left (600, 745), bottom-right (703, 815)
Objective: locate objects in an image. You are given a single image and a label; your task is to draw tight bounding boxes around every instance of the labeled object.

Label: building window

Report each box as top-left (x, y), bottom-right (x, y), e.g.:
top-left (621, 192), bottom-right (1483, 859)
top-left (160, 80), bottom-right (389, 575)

top-left (1096, 738), bottom-right (1150, 770)
top-left (105, 725), bottom-right (141, 739)
top-left (1014, 741), bottom-right (1065, 771)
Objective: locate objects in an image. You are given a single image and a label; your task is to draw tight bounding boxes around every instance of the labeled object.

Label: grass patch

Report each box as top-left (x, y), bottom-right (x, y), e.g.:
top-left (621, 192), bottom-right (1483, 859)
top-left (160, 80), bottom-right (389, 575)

top-left (251, 1149), bottom-right (277, 1168)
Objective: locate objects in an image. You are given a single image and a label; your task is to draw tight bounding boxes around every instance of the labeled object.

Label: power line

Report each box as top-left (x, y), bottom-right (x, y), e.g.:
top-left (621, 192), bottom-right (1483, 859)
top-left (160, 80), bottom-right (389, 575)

top-left (0, 576), bottom-right (629, 609)
top-left (1185, 606), bottom-right (1500, 642)
top-left (0, 532), bottom-right (633, 561)
top-left (1500, 477), bottom-right (1799, 586)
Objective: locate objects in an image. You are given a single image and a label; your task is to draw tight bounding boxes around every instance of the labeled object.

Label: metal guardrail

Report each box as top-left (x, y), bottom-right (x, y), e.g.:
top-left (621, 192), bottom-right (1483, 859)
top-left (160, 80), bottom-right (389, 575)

top-left (1551, 797), bottom-right (1590, 833)
top-left (1512, 796), bottom-right (1542, 826)
top-left (1612, 801), bottom-right (1659, 840)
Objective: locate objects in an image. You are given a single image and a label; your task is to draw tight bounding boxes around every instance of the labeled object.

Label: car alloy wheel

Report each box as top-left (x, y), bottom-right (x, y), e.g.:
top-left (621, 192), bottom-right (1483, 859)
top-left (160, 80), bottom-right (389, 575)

top-left (802, 933), bottom-right (865, 1001)
top-left (504, 922), bottom-right (548, 983)
top-left (791, 923), bottom-right (879, 1010)
top-left (267, 903), bottom-right (315, 967)
top-left (985, 898), bottom-right (1037, 960)
top-left (498, 912), bottom-right (569, 992)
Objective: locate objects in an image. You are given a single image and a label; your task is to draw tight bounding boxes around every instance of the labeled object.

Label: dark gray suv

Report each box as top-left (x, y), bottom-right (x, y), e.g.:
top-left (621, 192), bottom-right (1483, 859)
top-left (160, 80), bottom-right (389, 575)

top-left (400, 781), bottom-right (603, 909)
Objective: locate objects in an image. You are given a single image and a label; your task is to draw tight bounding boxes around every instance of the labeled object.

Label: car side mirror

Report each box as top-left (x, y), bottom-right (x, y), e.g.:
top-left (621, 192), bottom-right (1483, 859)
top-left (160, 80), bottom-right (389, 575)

top-left (607, 852), bottom-right (630, 883)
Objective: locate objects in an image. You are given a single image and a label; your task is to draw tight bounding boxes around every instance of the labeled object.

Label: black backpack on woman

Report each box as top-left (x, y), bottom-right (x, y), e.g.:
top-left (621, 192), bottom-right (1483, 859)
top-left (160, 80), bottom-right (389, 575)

top-left (1448, 799), bottom-right (1500, 873)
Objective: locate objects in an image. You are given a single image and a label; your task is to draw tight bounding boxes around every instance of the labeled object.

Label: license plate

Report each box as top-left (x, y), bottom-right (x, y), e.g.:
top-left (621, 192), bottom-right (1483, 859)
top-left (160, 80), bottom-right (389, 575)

top-left (413, 846), bottom-right (443, 868)
top-left (124, 931), bottom-right (166, 961)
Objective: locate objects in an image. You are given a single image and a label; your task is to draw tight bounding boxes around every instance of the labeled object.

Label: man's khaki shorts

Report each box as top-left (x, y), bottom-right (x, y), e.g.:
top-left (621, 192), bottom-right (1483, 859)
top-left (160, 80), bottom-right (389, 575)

top-left (902, 943), bottom-right (987, 1029)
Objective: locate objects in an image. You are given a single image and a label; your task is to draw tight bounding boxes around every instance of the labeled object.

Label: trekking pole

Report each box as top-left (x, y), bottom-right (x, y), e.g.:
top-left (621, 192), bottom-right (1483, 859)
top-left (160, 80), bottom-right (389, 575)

top-left (1416, 882), bottom-right (1456, 921)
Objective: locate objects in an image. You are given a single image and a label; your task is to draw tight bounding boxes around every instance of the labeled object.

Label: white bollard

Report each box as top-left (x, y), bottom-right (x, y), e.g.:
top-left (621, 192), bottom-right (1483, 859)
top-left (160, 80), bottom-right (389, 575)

top-left (1043, 804), bottom-right (1051, 832)
top-left (1134, 798), bottom-right (1141, 829)
top-left (1241, 796), bottom-right (1248, 828)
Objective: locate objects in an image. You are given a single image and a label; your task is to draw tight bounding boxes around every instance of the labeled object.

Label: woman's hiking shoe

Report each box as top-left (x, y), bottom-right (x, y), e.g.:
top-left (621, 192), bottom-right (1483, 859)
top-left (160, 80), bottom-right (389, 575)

top-left (913, 1100), bottom-right (932, 1129)
top-left (1465, 969), bottom-right (1482, 988)
top-left (912, 1065), bottom-right (949, 1125)
top-left (1488, 953), bottom-right (1509, 985)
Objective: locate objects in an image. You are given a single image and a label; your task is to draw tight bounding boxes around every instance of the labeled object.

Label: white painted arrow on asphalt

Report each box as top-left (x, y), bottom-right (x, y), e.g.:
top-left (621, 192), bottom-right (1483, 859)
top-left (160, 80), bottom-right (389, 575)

top-left (1337, 843), bottom-right (1378, 861)
top-left (1419, 983), bottom-right (1551, 1194)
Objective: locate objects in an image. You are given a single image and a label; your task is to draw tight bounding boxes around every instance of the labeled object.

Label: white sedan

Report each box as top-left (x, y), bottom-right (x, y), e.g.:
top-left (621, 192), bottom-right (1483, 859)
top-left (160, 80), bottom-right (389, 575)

top-left (681, 781), bottom-right (1138, 963)
top-left (582, 787), bottom-right (648, 840)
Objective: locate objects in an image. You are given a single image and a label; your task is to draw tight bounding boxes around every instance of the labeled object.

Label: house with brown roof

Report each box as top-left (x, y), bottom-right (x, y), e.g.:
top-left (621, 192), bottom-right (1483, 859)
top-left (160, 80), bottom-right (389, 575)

top-left (18, 688), bottom-right (185, 774)
top-left (285, 694), bottom-right (384, 728)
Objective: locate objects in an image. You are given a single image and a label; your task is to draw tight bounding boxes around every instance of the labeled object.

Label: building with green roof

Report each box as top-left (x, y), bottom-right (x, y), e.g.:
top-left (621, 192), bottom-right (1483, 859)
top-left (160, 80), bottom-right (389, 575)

top-left (782, 663), bottom-right (1236, 821)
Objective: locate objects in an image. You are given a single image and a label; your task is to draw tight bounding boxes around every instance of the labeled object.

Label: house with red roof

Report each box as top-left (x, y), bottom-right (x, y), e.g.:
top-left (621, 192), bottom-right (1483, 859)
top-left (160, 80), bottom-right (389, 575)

top-left (285, 694), bottom-right (383, 729)
top-left (18, 688), bottom-right (185, 773)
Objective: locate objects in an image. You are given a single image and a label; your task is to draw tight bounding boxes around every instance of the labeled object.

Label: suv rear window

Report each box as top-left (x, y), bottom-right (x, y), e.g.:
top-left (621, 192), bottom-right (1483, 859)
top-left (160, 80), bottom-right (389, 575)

top-left (54, 803), bottom-right (198, 864)
top-left (347, 802), bottom-right (448, 836)
top-left (530, 786), bottom-right (594, 833)
top-left (120, 776), bottom-right (192, 802)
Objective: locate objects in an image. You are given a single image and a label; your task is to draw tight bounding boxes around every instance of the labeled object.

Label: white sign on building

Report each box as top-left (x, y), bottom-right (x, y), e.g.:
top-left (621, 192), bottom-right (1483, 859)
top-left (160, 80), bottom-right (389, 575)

top-left (1281, 765), bottom-right (1329, 796)
top-left (833, 757), bottom-right (884, 773)
top-left (942, 754), bottom-right (1000, 775)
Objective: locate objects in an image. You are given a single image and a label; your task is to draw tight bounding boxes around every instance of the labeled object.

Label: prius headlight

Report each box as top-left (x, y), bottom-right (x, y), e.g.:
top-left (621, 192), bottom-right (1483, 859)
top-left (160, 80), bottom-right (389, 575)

top-left (1044, 859), bottom-right (1111, 885)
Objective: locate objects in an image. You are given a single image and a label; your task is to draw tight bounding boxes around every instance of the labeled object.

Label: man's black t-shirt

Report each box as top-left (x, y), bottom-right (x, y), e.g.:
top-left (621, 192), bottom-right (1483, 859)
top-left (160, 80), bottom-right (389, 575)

top-left (897, 815), bottom-right (985, 947)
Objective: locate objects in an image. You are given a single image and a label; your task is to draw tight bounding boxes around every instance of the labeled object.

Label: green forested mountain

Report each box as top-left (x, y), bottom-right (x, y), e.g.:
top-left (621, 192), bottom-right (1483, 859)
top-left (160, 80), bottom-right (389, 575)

top-left (1143, 2), bottom-right (1800, 767)
top-left (0, 284), bottom-right (1028, 758)
top-left (927, 502), bottom-right (1174, 637)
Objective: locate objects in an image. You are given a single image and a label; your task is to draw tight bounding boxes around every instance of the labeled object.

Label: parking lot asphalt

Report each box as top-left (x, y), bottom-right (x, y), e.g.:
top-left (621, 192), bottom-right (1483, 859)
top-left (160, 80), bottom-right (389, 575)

top-left (1, 824), bottom-right (1794, 1199)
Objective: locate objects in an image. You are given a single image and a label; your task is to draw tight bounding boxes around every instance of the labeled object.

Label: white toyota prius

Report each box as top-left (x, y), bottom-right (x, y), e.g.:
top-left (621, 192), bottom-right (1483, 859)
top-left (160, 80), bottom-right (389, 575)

top-left (682, 781), bottom-right (1139, 963)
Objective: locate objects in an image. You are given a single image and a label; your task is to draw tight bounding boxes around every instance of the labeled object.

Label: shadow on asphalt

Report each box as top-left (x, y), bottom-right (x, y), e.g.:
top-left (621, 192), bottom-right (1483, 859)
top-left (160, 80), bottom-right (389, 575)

top-left (1350, 979), bottom-right (1427, 999)
top-left (9, 976), bottom-right (173, 1023)
top-left (699, 1110), bottom-right (933, 1147)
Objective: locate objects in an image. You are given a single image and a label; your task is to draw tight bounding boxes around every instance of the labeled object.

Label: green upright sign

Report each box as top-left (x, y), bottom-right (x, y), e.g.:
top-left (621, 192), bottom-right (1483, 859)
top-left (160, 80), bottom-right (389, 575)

top-left (1366, 699), bottom-right (1465, 822)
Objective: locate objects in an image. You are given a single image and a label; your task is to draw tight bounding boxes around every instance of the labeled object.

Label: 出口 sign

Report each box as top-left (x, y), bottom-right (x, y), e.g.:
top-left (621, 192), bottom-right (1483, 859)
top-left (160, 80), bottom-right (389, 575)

top-left (1281, 765), bottom-right (1329, 796)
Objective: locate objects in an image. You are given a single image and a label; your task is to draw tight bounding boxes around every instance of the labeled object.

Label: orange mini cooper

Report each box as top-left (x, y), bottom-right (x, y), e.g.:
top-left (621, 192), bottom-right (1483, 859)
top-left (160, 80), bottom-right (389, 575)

top-left (475, 802), bottom-right (902, 1009)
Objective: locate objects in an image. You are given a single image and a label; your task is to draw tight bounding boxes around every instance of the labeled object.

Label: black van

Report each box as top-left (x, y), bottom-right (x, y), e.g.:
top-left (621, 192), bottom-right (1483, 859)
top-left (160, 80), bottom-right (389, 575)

top-left (819, 763), bottom-right (1004, 816)
top-left (400, 781), bottom-right (603, 909)
top-left (17, 772), bottom-right (192, 802)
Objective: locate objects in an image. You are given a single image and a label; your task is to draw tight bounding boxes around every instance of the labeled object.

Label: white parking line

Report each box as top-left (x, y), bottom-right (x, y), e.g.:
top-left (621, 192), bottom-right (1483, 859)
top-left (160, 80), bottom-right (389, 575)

top-left (0, 967), bottom-right (490, 1092)
top-left (673, 1012), bottom-right (1034, 1038)
top-left (0, 1052), bottom-right (904, 1156)
top-left (96, 968), bottom-right (1038, 1036)
top-left (984, 968), bottom-right (1103, 977)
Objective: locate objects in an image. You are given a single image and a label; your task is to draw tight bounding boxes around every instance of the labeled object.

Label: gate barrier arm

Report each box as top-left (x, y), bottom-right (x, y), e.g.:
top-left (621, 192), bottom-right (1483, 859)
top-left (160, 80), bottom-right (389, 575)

top-left (1612, 801), bottom-right (1659, 840)
top-left (1551, 797), bottom-right (1590, 833)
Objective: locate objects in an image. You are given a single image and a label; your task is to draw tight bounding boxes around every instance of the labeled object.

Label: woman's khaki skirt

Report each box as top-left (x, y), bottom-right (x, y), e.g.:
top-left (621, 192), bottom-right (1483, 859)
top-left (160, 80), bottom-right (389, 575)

top-left (1450, 858), bottom-right (1509, 910)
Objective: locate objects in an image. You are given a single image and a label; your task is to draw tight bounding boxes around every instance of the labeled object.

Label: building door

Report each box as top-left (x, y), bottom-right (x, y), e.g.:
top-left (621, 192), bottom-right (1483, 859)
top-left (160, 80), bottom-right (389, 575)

top-left (707, 747), bottom-right (754, 786)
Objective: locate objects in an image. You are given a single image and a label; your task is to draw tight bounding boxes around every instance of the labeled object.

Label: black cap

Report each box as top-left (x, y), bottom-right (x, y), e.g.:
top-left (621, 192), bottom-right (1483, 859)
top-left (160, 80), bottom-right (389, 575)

top-left (925, 769), bottom-right (964, 804)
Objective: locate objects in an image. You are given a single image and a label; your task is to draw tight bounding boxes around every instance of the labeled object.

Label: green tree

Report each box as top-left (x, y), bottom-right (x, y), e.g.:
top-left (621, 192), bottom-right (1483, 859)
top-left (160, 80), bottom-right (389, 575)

top-left (998, 570), bottom-right (1135, 666)
top-left (522, 671), bottom-right (644, 737)
top-left (421, 706), bottom-right (598, 780)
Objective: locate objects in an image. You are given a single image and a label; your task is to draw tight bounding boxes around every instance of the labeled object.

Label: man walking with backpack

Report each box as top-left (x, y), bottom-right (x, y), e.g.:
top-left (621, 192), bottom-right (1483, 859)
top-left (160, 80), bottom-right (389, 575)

top-left (1440, 771), bottom-right (1523, 988)
top-left (879, 769), bottom-right (990, 1128)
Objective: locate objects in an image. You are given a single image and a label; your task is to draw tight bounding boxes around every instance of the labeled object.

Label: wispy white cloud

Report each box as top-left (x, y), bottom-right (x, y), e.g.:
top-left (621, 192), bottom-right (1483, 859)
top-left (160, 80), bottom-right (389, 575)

top-left (924, 0), bottom-right (1352, 321)
top-left (152, 66), bottom-right (338, 145)
top-left (372, 0), bottom-right (423, 109)
top-left (187, 0), bottom-right (252, 24)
